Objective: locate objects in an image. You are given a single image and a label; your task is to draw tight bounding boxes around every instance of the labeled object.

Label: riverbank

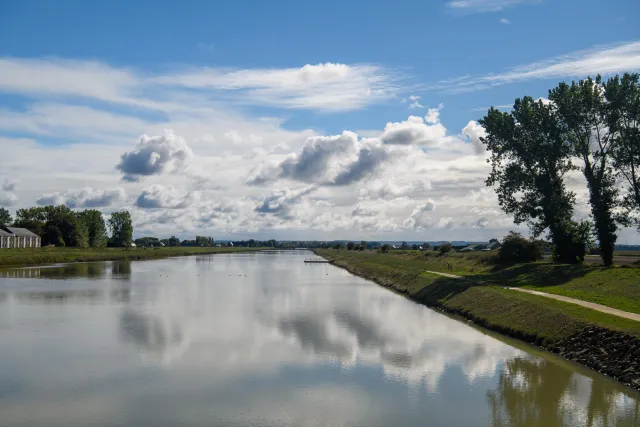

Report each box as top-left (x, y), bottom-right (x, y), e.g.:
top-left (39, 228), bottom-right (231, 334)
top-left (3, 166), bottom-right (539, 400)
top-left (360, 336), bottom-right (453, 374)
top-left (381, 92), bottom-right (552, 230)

top-left (315, 249), bottom-right (640, 391)
top-left (0, 246), bottom-right (265, 268)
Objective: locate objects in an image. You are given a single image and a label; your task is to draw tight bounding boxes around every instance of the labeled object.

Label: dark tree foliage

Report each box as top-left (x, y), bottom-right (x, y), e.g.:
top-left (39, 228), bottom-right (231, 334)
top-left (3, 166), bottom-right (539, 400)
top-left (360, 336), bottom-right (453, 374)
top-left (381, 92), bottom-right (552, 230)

top-left (607, 73), bottom-right (640, 231)
top-left (380, 244), bottom-right (391, 253)
top-left (108, 211), bottom-right (133, 248)
top-left (360, 241), bottom-right (367, 250)
top-left (480, 97), bottom-right (587, 264)
top-left (498, 231), bottom-right (543, 264)
top-left (438, 243), bottom-right (453, 254)
top-left (0, 207), bottom-right (11, 226)
top-left (550, 76), bottom-right (618, 266)
top-left (346, 241), bottom-right (355, 250)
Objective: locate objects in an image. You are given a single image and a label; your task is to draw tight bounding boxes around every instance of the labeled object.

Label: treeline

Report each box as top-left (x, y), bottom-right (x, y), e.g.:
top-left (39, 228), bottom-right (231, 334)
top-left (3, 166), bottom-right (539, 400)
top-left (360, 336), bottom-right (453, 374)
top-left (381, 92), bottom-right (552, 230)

top-left (135, 236), bottom-right (215, 247)
top-left (481, 73), bottom-right (640, 266)
top-left (2, 205), bottom-right (133, 248)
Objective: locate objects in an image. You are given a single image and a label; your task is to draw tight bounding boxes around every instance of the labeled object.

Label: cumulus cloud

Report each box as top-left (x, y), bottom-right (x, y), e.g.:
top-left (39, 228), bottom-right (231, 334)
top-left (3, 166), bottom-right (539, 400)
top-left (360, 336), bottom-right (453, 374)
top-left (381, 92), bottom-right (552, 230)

top-left (36, 188), bottom-right (126, 208)
top-left (0, 192), bottom-right (17, 207)
top-left (380, 115), bottom-right (446, 146)
top-left (425, 104), bottom-right (443, 124)
top-left (2, 178), bottom-right (19, 192)
top-left (331, 141), bottom-right (388, 186)
top-left (117, 130), bottom-right (194, 182)
top-left (403, 201), bottom-right (436, 230)
top-left (461, 121), bottom-right (487, 155)
top-left (255, 186), bottom-right (316, 219)
top-left (279, 132), bottom-right (358, 183)
top-left (135, 184), bottom-right (196, 209)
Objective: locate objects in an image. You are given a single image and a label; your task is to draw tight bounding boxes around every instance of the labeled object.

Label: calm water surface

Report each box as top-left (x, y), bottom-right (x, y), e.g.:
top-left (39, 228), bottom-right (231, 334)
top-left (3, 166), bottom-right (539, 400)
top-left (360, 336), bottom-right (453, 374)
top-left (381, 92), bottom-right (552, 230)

top-left (0, 250), bottom-right (638, 427)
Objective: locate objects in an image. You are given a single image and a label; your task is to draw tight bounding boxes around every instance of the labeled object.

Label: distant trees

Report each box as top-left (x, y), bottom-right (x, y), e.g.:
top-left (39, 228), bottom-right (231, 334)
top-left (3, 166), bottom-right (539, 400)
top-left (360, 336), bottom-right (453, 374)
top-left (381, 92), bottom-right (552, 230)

top-left (0, 207), bottom-right (11, 226)
top-left (108, 211), bottom-right (133, 248)
top-left (422, 242), bottom-right (431, 250)
top-left (380, 244), bottom-right (391, 253)
top-left (360, 241), bottom-right (367, 250)
top-left (346, 241), bottom-right (355, 250)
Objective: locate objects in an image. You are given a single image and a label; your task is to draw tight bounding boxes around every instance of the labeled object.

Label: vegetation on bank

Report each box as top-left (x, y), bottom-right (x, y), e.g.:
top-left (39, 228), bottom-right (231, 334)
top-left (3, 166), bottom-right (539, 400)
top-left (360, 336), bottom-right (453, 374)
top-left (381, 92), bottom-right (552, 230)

top-left (480, 73), bottom-right (640, 267)
top-left (0, 246), bottom-right (264, 268)
top-left (316, 249), bottom-right (640, 334)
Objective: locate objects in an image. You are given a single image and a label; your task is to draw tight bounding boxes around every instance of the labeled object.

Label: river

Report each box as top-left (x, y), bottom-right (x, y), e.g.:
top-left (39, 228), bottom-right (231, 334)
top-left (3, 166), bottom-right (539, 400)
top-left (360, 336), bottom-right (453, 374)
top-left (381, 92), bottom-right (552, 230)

top-left (0, 250), bottom-right (638, 426)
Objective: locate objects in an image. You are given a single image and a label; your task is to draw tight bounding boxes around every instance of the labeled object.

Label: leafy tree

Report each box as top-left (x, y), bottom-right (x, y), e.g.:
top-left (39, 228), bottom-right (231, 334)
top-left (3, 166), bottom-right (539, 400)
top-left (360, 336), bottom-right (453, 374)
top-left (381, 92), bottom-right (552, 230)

top-left (439, 243), bottom-right (453, 254)
top-left (400, 241), bottom-right (409, 250)
top-left (550, 76), bottom-right (618, 266)
top-left (489, 238), bottom-right (499, 243)
top-left (0, 207), bottom-right (11, 226)
top-left (360, 240), bottom-right (367, 250)
top-left (43, 223), bottom-right (65, 247)
top-left (607, 73), bottom-right (640, 231)
top-left (108, 211), bottom-right (133, 248)
top-left (481, 98), bottom-right (586, 264)
top-left (411, 244), bottom-right (419, 250)
top-left (380, 244), bottom-right (391, 253)
top-left (168, 236), bottom-right (180, 247)
top-left (77, 209), bottom-right (108, 248)
top-left (14, 206), bottom-right (47, 236)
top-left (346, 241), bottom-right (355, 250)
top-left (498, 231), bottom-right (543, 264)
top-left (422, 242), bottom-right (431, 250)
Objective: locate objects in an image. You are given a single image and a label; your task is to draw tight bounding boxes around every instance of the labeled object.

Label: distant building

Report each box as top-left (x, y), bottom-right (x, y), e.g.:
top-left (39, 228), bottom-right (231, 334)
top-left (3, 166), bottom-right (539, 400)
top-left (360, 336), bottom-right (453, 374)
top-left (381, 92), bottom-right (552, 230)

top-left (0, 227), bottom-right (41, 248)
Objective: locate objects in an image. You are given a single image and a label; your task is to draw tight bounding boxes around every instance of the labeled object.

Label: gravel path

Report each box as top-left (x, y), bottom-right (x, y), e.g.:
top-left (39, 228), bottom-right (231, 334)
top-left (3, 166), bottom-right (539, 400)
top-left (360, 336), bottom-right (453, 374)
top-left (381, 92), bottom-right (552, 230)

top-left (424, 270), bottom-right (640, 322)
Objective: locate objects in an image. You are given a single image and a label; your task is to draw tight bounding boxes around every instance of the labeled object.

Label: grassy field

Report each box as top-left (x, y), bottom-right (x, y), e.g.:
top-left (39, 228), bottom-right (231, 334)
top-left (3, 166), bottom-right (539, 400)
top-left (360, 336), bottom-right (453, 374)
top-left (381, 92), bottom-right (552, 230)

top-left (0, 246), bottom-right (264, 268)
top-left (315, 249), bottom-right (640, 341)
top-left (341, 249), bottom-right (640, 314)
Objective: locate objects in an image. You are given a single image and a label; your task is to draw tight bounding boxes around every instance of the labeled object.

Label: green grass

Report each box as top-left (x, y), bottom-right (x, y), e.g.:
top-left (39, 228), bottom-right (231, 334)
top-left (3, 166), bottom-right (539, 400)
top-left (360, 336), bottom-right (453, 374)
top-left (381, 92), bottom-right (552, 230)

top-left (317, 249), bottom-right (640, 342)
top-left (0, 246), bottom-right (264, 268)
top-left (328, 249), bottom-right (640, 314)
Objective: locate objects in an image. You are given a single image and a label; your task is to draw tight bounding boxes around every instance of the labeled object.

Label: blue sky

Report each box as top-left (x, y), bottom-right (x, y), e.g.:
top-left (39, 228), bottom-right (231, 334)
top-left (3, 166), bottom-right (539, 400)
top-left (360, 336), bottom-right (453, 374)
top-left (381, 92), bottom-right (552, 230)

top-left (1, 0), bottom-right (640, 243)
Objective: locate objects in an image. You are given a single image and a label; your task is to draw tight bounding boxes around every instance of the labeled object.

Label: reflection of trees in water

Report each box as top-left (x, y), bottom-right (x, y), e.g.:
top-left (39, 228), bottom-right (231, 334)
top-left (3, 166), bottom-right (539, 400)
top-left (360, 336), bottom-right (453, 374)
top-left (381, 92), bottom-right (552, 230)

top-left (111, 260), bottom-right (131, 279)
top-left (488, 357), bottom-right (640, 427)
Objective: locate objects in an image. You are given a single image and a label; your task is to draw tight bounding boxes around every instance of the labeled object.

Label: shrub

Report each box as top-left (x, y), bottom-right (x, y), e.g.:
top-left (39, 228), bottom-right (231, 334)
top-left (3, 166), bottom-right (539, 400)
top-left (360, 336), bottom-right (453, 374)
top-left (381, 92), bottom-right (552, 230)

top-left (498, 232), bottom-right (542, 264)
top-left (439, 243), bottom-right (453, 254)
top-left (380, 244), bottom-right (391, 253)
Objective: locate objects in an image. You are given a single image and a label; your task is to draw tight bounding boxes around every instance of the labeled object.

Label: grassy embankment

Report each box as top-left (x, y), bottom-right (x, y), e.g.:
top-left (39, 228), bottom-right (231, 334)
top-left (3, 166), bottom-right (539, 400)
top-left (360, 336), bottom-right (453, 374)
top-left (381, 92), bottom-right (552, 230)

top-left (315, 249), bottom-right (640, 342)
top-left (0, 246), bottom-right (264, 268)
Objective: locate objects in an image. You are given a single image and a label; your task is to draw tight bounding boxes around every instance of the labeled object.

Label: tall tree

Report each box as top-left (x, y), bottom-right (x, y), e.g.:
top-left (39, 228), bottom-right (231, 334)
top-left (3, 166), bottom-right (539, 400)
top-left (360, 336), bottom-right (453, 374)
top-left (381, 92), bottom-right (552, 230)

top-left (77, 209), bottom-right (108, 248)
top-left (14, 206), bottom-right (47, 236)
top-left (550, 76), bottom-right (618, 266)
top-left (108, 211), bottom-right (133, 248)
top-left (480, 97), bottom-right (587, 263)
top-left (607, 73), bottom-right (640, 230)
top-left (0, 207), bottom-right (12, 226)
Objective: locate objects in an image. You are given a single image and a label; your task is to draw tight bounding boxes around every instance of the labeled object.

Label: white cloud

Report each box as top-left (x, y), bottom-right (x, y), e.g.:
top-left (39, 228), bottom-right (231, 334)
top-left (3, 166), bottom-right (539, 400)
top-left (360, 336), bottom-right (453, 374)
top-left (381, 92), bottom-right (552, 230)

top-left (403, 201), bottom-right (436, 230)
top-left (117, 130), bottom-right (194, 182)
top-left (380, 115), bottom-right (446, 146)
top-left (152, 62), bottom-right (399, 111)
top-left (2, 178), bottom-right (20, 192)
top-left (499, 18), bottom-right (511, 24)
top-left (36, 188), bottom-right (126, 208)
top-left (447, 0), bottom-right (537, 13)
top-left (407, 95), bottom-right (424, 109)
top-left (135, 184), bottom-right (196, 209)
top-left (437, 41), bottom-right (640, 92)
top-left (255, 186), bottom-right (316, 218)
top-left (461, 121), bottom-right (487, 155)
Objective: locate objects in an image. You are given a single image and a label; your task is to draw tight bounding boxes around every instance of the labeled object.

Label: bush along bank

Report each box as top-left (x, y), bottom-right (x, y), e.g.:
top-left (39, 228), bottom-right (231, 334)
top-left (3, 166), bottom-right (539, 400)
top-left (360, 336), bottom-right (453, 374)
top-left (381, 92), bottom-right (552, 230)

top-left (315, 249), bottom-right (640, 391)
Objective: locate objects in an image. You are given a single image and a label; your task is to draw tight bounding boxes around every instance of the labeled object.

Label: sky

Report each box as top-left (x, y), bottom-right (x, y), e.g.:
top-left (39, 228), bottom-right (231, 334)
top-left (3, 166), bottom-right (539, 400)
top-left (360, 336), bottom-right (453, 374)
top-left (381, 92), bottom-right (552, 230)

top-left (1, 0), bottom-right (640, 243)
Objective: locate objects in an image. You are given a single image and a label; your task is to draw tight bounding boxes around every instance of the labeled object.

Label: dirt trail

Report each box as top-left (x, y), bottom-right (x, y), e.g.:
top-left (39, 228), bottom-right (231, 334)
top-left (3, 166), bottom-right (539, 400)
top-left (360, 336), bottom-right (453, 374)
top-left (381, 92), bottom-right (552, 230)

top-left (423, 270), bottom-right (640, 322)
